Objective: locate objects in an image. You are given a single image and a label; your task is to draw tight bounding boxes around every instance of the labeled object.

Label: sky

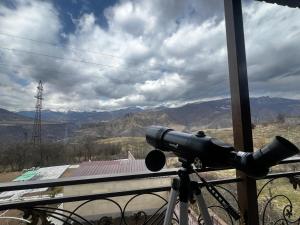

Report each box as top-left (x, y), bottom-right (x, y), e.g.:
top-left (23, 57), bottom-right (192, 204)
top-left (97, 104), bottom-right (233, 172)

top-left (0, 0), bottom-right (300, 111)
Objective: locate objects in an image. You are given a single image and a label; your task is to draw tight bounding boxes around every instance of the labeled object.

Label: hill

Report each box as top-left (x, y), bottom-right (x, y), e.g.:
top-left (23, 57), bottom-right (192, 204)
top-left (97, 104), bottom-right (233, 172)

top-left (164, 96), bottom-right (300, 128)
top-left (0, 108), bottom-right (32, 123)
top-left (78, 110), bottom-right (180, 138)
top-left (17, 107), bottom-right (143, 123)
top-left (74, 97), bottom-right (300, 138)
top-left (17, 97), bottom-right (300, 127)
top-left (2, 96), bottom-right (300, 142)
top-left (0, 109), bottom-right (76, 143)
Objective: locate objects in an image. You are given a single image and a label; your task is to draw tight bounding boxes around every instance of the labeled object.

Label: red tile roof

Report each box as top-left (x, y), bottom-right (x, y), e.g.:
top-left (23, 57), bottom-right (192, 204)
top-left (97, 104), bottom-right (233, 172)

top-left (71, 159), bottom-right (149, 177)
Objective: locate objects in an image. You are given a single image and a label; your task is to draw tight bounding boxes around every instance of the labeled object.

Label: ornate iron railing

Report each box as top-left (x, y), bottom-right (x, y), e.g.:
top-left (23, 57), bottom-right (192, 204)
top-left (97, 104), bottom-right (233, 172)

top-left (0, 158), bottom-right (299, 225)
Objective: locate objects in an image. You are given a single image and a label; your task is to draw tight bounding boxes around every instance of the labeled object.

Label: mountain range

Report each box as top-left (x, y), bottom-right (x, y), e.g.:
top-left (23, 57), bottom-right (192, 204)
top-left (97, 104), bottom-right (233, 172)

top-left (1, 96), bottom-right (300, 141)
top-left (71, 96), bottom-right (300, 138)
top-left (17, 107), bottom-right (143, 124)
top-left (0, 108), bottom-right (32, 123)
top-left (14, 96), bottom-right (300, 125)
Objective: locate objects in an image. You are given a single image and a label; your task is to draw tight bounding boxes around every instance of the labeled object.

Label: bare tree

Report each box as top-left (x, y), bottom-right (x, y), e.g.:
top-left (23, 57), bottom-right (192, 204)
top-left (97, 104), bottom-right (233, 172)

top-left (277, 113), bottom-right (285, 123)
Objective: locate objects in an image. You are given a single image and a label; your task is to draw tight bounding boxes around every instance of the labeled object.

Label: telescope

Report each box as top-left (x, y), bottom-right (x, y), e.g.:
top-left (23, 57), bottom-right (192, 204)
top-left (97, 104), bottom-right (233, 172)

top-left (145, 126), bottom-right (299, 178)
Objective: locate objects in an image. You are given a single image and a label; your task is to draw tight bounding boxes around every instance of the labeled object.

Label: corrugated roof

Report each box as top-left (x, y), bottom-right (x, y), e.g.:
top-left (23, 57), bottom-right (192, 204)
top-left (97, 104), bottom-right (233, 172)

top-left (71, 159), bottom-right (149, 177)
top-left (13, 170), bottom-right (38, 181)
top-left (256, 0), bottom-right (300, 8)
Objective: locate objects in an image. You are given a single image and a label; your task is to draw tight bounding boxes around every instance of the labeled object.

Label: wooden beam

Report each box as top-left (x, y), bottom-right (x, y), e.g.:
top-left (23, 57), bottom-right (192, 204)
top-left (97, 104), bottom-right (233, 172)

top-left (223, 0), bottom-right (259, 224)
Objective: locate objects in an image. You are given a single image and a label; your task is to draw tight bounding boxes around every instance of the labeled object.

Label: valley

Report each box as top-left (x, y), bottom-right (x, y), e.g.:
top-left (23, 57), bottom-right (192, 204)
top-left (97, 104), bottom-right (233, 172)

top-left (0, 96), bottom-right (299, 173)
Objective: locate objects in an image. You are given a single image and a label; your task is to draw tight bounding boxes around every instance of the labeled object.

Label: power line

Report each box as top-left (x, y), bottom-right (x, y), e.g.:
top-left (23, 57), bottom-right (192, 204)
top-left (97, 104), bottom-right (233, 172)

top-left (0, 62), bottom-right (123, 79)
top-left (0, 31), bottom-right (181, 72)
top-left (0, 32), bottom-right (122, 59)
top-left (0, 46), bottom-right (121, 68)
top-left (0, 31), bottom-right (123, 72)
top-left (0, 63), bottom-right (83, 77)
top-left (0, 46), bottom-right (162, 75)
top-left (0, 60), bottom-right (161, 80)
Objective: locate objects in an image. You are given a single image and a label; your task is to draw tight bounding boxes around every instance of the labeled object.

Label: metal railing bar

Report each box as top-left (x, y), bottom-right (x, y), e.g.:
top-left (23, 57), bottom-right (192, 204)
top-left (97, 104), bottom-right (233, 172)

top-left (258, 170), bottom-right (300, 180)
top-left (1, 157), bottom-right (299, 192)
top-left (0, 177), bottom-right (242, 211)
top-left (0, 187), bottom-right (170, 211)
top-left (0, 167), bottom-right (232, 192)
top-left (0, 169), bottom-right (178, 192)
top-left (0, 169), bottom-right (299, 210)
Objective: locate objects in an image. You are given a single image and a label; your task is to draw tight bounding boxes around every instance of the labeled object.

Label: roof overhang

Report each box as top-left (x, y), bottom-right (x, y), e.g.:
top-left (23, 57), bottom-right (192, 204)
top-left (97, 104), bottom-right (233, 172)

top-left (256, 0), bottom-right (300, 8)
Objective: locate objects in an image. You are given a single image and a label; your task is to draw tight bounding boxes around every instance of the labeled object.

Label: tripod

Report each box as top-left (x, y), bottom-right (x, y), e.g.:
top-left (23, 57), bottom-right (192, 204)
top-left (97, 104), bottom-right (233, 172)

top-left (163, 163), bottom-right (240, 225)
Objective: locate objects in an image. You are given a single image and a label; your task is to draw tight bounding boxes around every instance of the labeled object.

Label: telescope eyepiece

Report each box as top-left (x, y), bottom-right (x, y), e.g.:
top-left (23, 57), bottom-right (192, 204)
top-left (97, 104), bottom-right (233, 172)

top-left (254, 136), bottom-right (299, 167)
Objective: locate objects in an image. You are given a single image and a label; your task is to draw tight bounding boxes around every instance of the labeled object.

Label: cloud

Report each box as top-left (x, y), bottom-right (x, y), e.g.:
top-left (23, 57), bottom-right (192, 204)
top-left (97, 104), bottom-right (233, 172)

top-left (0, 0), bottom-right (300, 111)
top-left (0, 0), bottom-right (63, 110)
top-left (243, 2), bottom-right (300, 97)
top-left (136, 73), bottom-right (186, 102)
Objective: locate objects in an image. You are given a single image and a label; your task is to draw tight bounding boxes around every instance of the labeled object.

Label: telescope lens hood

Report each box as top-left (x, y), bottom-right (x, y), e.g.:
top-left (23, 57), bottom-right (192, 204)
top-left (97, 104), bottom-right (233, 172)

top-left (146, 126), bottom-right (173, 149)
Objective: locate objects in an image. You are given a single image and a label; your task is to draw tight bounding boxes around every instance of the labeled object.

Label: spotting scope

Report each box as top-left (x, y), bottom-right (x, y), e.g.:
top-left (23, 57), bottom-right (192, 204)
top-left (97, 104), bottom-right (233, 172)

top-left (145, 126), bottom-right (299, 178)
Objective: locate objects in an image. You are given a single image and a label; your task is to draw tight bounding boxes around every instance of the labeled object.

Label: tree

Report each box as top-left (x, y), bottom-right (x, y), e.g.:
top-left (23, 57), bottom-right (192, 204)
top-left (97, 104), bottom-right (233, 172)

top-left (277, 113), bottom-right (285, 123)
top-left (83, 136), bottom-right (96, 160)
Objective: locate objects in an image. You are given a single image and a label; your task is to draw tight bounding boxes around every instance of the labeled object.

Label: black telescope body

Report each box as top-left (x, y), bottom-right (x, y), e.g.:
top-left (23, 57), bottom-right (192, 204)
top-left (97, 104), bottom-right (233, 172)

top-left (145, 126), bottom-right (299, 178)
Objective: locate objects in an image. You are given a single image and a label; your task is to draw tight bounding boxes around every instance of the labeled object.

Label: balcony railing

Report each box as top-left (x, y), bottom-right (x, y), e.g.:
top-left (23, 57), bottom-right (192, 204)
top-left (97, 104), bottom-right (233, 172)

top-left (0, 157), bottom-right (299, 225)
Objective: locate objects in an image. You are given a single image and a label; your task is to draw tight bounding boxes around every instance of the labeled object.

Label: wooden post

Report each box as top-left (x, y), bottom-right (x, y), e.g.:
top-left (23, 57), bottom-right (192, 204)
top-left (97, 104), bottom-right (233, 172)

top-left (223, 0), bottom-right (259, 224)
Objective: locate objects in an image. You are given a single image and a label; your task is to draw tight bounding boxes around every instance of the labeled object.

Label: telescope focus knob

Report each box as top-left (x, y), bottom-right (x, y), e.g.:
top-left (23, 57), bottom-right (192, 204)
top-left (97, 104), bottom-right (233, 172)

top-left (196, 131), bottom-right (206, 137)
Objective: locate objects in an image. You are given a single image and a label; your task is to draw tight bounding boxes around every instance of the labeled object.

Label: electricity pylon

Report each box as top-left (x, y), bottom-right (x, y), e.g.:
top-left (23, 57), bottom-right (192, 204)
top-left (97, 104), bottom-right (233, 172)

top-left (31, 80), bottom-right (43, 146)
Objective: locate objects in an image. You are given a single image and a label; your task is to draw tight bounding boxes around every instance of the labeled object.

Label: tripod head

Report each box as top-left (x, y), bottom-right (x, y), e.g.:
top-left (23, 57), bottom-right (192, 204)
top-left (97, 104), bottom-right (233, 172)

top-left (166, 159), bottom-right (241, 221)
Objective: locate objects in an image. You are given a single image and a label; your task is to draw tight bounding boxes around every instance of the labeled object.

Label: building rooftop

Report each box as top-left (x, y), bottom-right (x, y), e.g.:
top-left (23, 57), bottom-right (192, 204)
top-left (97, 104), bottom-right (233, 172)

top-left (0, 165), bottom-right (69, 201)
top-left (71, 159), bottom-right (149, 177)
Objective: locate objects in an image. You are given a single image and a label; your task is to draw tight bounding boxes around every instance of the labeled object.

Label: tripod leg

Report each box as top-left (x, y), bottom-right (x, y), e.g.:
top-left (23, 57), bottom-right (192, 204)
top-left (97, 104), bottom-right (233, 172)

top-left (163, 179), bottom-right (179, 225)
top-left (179, 201), bottom-right (189, 225)
top-left (194, 190), bottom-right (213, 225)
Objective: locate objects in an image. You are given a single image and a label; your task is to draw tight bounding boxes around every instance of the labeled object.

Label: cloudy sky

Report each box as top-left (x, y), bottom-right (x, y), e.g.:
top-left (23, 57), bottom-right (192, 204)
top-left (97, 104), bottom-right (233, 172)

top-left (0, 0), bottom-right (300, 111)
